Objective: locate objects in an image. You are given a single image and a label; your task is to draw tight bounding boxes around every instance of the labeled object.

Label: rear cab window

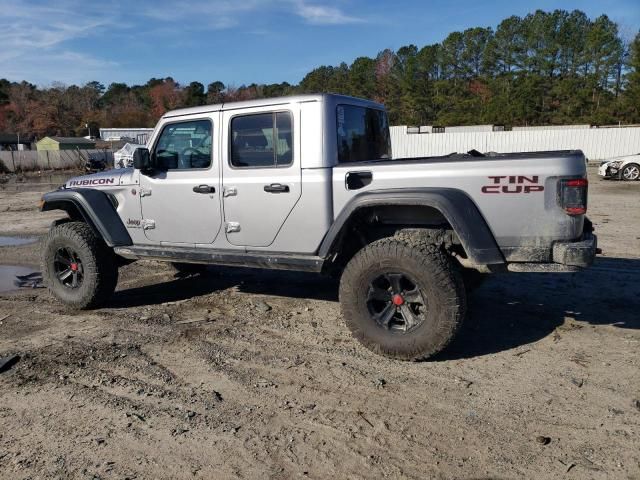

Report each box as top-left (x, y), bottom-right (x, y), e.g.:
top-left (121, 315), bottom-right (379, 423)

top-left (337, 105), bottom-right (391, 163)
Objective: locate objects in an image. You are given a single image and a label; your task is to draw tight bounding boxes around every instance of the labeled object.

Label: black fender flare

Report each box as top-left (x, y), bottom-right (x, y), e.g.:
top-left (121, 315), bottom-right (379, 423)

top-left (318, 188), bottom-right (504, 265)
top-left (40, 188), bottom-right (132, 247)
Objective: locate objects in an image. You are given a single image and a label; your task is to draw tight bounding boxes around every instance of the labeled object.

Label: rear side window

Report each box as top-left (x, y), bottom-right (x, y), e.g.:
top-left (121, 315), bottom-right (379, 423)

top-left (337, 105), bottom-right (391, 163)
top-left (230, 112), bottom-right (293, 168)
top-left (154, 120), bottom-right (212, 170)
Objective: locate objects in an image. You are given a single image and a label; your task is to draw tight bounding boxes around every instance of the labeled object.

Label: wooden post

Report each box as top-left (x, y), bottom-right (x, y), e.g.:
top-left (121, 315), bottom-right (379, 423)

top-left (10, 149), bottom-right (15, 172)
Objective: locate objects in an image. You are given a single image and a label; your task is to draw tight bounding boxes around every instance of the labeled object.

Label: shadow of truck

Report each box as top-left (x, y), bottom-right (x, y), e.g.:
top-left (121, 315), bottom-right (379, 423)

top-left (107, 256), bottom-right (639, 360)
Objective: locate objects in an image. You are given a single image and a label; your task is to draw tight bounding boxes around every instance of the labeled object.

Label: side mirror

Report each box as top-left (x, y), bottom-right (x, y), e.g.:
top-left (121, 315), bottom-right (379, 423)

top-left (133, 148), bottom-right (151, 171)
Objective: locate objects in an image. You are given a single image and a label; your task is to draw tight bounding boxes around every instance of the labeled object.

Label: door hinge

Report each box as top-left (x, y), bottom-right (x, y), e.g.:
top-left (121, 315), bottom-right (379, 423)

top-left (140, 188), bottom-right (152, 197)
top-left (225, 222), bottom-right (241, 233)
top-left (141, 219), bottom-right (156, 230)
top-left (223, 186), bottom-right (237, 197)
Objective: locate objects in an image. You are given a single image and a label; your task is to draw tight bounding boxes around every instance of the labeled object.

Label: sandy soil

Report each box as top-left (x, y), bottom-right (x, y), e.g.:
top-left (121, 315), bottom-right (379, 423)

top-left (0, 166), bottom-right (638, 479)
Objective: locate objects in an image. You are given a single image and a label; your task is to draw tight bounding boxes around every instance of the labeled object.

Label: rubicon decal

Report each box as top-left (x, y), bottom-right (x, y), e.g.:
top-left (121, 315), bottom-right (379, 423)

top-left (68, 178), bottom-right (116, 187)
top-left (481, 176), bottom-right (544, 194)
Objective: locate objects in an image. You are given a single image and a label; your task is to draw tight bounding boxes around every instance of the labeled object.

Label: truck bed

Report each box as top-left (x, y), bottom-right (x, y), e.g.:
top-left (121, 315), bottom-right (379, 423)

top-left (331, 150), bottom-right (587, 262)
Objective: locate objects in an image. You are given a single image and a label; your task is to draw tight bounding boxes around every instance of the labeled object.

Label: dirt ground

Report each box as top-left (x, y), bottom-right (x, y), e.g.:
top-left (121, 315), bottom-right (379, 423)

top-left (0, 166), bottom-right (638, 480)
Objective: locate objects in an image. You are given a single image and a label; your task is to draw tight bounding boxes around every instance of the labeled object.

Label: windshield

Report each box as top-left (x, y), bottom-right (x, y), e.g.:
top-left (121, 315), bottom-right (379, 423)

top-left (336, 105), bottom-right (391, 163)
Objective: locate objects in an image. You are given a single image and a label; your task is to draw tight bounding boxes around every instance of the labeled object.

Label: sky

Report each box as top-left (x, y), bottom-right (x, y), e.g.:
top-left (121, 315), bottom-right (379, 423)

top-left (1, 0), bottom-right (639, 88)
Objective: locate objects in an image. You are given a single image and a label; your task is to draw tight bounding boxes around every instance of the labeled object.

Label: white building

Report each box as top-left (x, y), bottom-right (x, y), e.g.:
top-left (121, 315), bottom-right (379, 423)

top-left (99, 128), bottom-right (153, 144)
top-left (390, 125), bottom-right (640, 161)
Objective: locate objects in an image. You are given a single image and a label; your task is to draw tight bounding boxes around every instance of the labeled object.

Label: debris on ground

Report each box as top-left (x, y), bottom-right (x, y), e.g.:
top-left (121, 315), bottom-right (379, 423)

top-left (0, 354), bottom-right (20, 373)
top-left (357, 411), bottom-right (374, 428)
top-left (253, 300), bottom-right (272, 313)
top-left (125, 412), bottom-right (145, 422)
top-left (454, 376), bottom-right (473, 388)
top-left (513, 348), bottom-right (531, 356)
top-left (13, 272), bottom-right (44, 289)
top-left (254, 379), bottom-right (277, 388)
top-left (569, 353), bottom-right (589, 367)
top-left (536, 436), bottom-right (551, 445)
top-left (372, 378), bottom-right (387, 389)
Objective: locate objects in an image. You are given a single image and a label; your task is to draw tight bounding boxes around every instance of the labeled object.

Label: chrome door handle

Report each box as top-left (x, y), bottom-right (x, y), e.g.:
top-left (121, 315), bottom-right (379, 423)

top-left (193, 184), bottom-right (215, 194)
top-left (264, 183), bottom-right (290, 193)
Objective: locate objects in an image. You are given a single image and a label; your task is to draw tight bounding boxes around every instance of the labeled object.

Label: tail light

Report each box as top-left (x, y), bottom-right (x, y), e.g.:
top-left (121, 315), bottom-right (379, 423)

top-left (559, 178), bottom-right (588, 215)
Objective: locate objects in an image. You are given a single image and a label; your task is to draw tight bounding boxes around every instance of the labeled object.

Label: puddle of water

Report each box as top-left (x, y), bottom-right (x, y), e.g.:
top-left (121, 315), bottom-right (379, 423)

top-left (0, 265), bottom-right (39, 293)
top-left (0, 236), bottom-right (38, 247)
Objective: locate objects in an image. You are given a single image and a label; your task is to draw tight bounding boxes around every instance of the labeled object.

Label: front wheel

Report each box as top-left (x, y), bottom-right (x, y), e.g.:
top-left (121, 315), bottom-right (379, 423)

top-left (42, 222), bottom-right (118, 309)
top-left (339, 238), bottom-right (466, 361)
top-left (621, 163), bottom-right (640, 181)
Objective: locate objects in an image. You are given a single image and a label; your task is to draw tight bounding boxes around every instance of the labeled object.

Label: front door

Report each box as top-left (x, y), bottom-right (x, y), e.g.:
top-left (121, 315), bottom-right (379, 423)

top-left (140, 117), bottom-right (222, 244)
top-left (221, 107), bottom-right (301, 247)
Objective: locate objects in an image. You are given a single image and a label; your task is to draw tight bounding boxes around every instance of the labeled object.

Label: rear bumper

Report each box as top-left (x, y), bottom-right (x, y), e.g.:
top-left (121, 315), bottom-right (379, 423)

top-left (506, 224), bottom-right (597, 273)
top-left (552, 232), bottom-right (597, 268)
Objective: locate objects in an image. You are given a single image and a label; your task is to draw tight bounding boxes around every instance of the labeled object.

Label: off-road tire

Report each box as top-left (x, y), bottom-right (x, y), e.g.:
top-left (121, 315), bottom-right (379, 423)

top-left (394, 227), bottom-right (454, 252)
top-left (339, 237), bottom-right (466, 361)
top-left (171, 262), bottom-right (208, 275)
top-left (42, 222), bottom-right (118, 309)
top-left (394, 228), bottom-right (485, 292)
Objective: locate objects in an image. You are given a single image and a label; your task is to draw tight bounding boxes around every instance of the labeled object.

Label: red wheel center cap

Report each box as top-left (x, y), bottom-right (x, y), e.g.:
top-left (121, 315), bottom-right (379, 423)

top-left (70, 263), bottom-right (78, 272)
top-left (392, 294), bottom-right (404, 306)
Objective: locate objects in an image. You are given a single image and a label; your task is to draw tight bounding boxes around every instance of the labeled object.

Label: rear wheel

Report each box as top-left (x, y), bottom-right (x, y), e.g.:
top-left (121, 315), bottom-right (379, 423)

top-left (622, 163), bottom-right (640, 181)
top-left (42, 222), bottom-right (118, 309)
top-left (339, 238), bottom-right (466, 361)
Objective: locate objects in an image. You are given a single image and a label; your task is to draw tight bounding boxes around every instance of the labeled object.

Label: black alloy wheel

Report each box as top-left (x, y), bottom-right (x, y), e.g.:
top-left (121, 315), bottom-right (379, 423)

top-left (366, 273), bottom-right (427, 333)
top-left (53, 247), bottom-right (84, 289)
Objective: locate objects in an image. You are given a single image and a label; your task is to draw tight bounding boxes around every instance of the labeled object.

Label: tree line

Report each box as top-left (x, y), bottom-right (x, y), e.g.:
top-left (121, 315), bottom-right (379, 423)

top-left (1, 9), bottom-right (639, 139)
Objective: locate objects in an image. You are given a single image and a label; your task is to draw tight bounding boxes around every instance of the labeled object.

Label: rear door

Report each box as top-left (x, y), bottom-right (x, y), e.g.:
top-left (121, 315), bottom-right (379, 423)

top-left (221, 106), bottom-right (301, 247)
top-left (139, 117), bottom-right (222, 244)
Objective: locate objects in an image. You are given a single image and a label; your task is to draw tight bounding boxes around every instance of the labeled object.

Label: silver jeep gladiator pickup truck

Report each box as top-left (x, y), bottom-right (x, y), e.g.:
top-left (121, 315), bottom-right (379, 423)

top-left (40, 93), bottom-right (597, 360)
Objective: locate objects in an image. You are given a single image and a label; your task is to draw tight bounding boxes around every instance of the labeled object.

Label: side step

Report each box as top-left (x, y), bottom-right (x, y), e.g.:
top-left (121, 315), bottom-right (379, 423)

top-left (113, 245), bottom-right (325, 273)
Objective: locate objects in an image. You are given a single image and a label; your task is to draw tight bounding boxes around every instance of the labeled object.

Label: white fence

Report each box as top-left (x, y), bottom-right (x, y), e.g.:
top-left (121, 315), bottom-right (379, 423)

top-left (0, 149), bottom-right (113, 172)
top-left (512, 125), bottom-right (590, 131)
top-left (390, 126), bottom-right (640, 161)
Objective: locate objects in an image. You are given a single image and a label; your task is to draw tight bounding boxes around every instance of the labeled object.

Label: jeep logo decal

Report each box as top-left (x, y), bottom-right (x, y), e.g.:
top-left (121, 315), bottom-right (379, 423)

top-left (68, 178), bottom-right (116, 187)
top-left (481, 176), bottom-right (544, 194)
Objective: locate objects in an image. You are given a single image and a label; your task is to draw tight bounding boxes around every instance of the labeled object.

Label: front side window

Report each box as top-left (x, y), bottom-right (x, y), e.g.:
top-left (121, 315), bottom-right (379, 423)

top-left (154, 120), bottom-right (212, 170)
top-left (337, 105), bottom-right (391, 163)
top-left (231, 112), bottom-right (293, 168)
